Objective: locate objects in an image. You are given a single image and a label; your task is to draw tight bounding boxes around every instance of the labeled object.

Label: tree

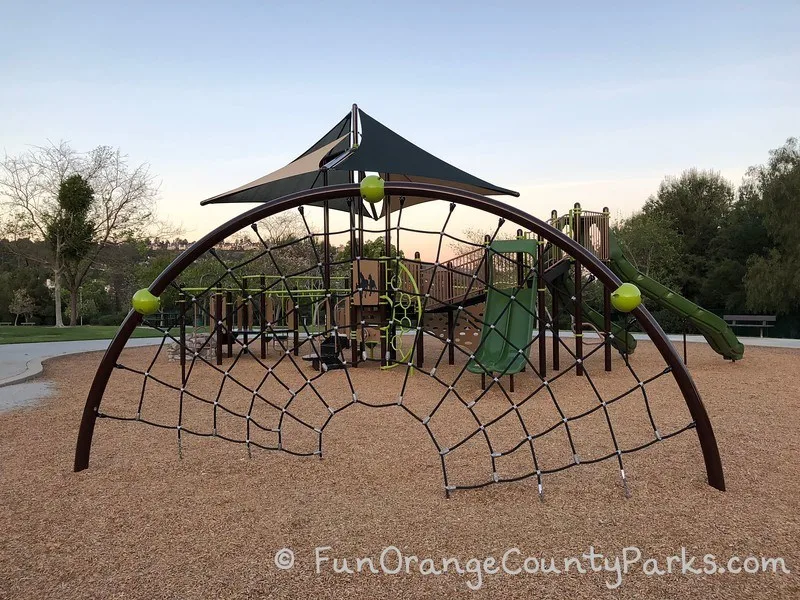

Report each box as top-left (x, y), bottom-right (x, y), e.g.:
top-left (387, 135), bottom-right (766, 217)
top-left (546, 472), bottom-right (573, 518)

top-left (0, 142), bottom-right (161, 326)
top-left (701, 191), bottom-right (771, 312)
top-left (9, 288), bottom-right (35, 325)
top-left (255, 212), bottom-right (305, 244)
top-left (612, 211), bottom-right (684, 290)
top-left (335, 236), bottom-right (401, 261)
top-left (48, 174), bottom-right (95, 325)
top-left (642, 169), bottom-right (735, 303)
top-left (743, 138), bottom-right (800, 314)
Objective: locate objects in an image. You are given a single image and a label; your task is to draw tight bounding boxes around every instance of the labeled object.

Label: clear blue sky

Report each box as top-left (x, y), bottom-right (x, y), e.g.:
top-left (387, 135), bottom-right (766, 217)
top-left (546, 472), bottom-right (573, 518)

top-left (2, 0), bottom-right (799, 240)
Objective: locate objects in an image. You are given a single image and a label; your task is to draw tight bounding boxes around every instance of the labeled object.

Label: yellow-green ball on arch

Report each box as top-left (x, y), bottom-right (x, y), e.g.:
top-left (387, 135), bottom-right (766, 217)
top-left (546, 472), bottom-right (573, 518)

top-left (132, 288), bottom-right (160, 315)
top-left (360, 175), bottom-right (385, 204)
top-left (611, 283), bottom-right (642, 312)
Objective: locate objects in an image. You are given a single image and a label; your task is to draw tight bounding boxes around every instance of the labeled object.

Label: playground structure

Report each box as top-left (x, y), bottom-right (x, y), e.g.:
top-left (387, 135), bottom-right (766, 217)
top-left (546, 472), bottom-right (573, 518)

top-left (176, 204), bottom-right (744, 371)
top-left (74, 105), bottom-right (731, 497)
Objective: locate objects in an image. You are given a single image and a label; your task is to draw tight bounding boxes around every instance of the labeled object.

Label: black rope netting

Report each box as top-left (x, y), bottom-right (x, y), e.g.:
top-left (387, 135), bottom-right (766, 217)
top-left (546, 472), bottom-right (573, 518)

top-left (97, 199), bottom-right (697, 498)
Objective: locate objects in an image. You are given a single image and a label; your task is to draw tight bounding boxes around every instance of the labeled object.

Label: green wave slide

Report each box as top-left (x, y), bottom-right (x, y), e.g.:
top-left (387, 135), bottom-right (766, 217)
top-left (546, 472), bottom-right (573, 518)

top-left (542, 259), bottom-right (638, 354)
top-left (608, 231), bottom-right (744, 361)
top-left (466, 240), bottom-right (538, 376)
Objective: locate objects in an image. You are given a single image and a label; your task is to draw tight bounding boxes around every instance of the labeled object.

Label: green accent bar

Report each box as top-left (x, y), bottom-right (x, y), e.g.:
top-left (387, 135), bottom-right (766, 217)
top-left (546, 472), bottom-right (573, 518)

top-left (489, 239), bottom-right (538, 256)
top-left (179, 287), bottom-right (349, 297)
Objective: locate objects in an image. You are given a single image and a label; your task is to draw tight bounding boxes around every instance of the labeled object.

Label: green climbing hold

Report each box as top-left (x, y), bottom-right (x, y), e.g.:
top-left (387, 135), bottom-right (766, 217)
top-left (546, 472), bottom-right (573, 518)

top-left (611, 283), bottom-right (642, 313)
top-left (360, 175), bottom-right (384, 204)
top-left (132, 288), bottom-right (160, 315)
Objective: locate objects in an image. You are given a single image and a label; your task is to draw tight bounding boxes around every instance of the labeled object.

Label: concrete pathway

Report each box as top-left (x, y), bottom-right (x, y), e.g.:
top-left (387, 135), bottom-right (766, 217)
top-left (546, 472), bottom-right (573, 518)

top-left (0, 337), bottom-right (162, 412)
top-left (0, 338), bottom-right (161, 387)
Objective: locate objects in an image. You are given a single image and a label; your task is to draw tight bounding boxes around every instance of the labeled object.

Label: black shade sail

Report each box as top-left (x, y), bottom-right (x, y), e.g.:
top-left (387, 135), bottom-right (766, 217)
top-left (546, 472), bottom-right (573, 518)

top-left (200, 107), bottom-right (518, 217)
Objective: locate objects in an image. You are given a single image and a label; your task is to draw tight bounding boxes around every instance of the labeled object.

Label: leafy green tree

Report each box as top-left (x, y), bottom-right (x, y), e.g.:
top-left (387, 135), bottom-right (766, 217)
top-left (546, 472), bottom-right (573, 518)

top-left (336, 236), bottom-right (401, 261)
top-left (743, 138), bottom-right (800, 314)
top-left (47, 174), bottom-right (95, 325)
top-left (612, 211), bottom-right (683, 290)
top-left (364, 236), bottom-right (402, 259)
top-left (611, 211), bottom-right (687, 332)
top-left (0, 243), bottom-right (54, 323)
top-left (702, 192), bottom-right (771, 312)
top-left (643, 169), bottom-right (735, 303)
top-left (9, 288), bottom-right (35, 325)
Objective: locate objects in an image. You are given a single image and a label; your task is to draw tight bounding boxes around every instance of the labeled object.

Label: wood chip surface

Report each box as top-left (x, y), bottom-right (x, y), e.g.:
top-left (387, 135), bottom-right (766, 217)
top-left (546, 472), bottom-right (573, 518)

top-left (1, 338), bottom-right (798, 599)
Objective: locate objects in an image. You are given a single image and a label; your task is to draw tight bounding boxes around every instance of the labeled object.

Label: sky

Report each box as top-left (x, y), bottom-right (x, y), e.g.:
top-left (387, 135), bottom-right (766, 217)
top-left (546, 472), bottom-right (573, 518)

top-left (2, 0), bottom-right (799, 251)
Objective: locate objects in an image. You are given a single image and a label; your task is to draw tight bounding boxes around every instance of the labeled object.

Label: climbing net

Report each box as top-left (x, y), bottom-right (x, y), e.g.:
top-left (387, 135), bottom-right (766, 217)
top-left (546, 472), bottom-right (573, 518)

top-left (95, 198), bottom-right (701, 498)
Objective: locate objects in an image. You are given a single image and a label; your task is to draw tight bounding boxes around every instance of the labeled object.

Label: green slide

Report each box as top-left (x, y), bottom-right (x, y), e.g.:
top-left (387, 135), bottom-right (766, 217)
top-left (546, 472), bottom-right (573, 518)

top-left (466, 240), bottom-right (538, 375)
top-left (608, 232), bottom-right (744, 361)
top-left (542, 259), bottom-right (638, 354)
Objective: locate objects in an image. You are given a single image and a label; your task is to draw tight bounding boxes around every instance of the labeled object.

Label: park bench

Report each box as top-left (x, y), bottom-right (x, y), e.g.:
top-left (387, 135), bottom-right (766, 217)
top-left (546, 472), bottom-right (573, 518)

top-left (0, 322), bottom-right (12, 326)
top-left (723, 314), bottom-right (776, 338)
top-left (20, 322), bottom-right (35, 326)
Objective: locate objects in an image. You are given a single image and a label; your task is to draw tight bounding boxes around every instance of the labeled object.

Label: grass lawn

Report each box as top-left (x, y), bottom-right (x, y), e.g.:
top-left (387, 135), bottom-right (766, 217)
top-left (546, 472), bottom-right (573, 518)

top-left (0, 325), bottom-right (177, 344)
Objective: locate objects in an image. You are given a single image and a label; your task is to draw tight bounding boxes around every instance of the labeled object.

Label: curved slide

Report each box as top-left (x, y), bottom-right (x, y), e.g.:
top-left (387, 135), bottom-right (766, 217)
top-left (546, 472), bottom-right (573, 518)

top-left (466, 286), bottom-right (536, 375)
top-left (543, 260), bottom-right (638, 354)
top-left (608, 232), bottom-right (744, 361)
top-left (466, 239), bottom-right (539, 376)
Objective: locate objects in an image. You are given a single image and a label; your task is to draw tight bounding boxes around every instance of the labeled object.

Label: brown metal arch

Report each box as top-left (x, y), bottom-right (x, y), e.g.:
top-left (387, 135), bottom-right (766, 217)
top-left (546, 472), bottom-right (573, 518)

top-left (74, 182), bottom-right (724, 492)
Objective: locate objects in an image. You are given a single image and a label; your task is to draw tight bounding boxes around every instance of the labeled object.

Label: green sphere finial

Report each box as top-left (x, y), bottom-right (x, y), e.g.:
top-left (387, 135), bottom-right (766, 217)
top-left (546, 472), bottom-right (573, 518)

top-left (360, 175), bottom-right (384, 204)
top-left (132, 288), bottom-right (160, 315)
top-left (611, 283), bottom-right (642, 313)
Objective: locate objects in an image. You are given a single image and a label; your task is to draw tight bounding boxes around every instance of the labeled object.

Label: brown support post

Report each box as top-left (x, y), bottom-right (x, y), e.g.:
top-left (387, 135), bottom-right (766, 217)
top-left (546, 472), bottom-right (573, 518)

top-left (446, 260), bottom-right (454, 304)
top-left (215, 291), bottom-right (223, 366)
top-left (358, 175), bottom-right (366, 363)
top-left (385, 176), bottom-right (396, 365)
top-left (352, 305), bottom-right (360, 367)
top-left (483, 231), bottom-right (492, 382)
top-left (683, 320), bottom-right (688, 366)
top-left (260, 276), bottom-right (267, 359)
top-left (447, 308), bottom-right (455, 365)
top-left (241, 298), bottom-right (249, 350)
top-left (358, 189), bottom-right (365, 255)
top-left (349, 198), bottom-right (359, 368)
top-left (323, 197), bottom-right (331, 340)
top-left (384, 175), bottom-right (391, 258)
top-left (483, 234), bottom-right (491, 287)
top-left (416, 324), bottom-right (424, 369)
top-left (291, 299), bottom-right (299, 356)
top-left (178, 290), bottom-right (186, 384)
top-left (552, 288), bottom-right (560, 371)
top-left (416, 249), bottom-right (424, 367)
top-left (509, 373), bottom-right (514, 393)
top-left (604, 286), bottom-right (612, 372)
top-left (573, 204), bottom-right (583, 376)
top-left (414, 245), bottom-right (425, 369)
top-left (537, 236), bottom-right (547, 377)
top-left (380, 264), bottom-right (388, 367)
top-left (225, 290), bottom-right (233, 358)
